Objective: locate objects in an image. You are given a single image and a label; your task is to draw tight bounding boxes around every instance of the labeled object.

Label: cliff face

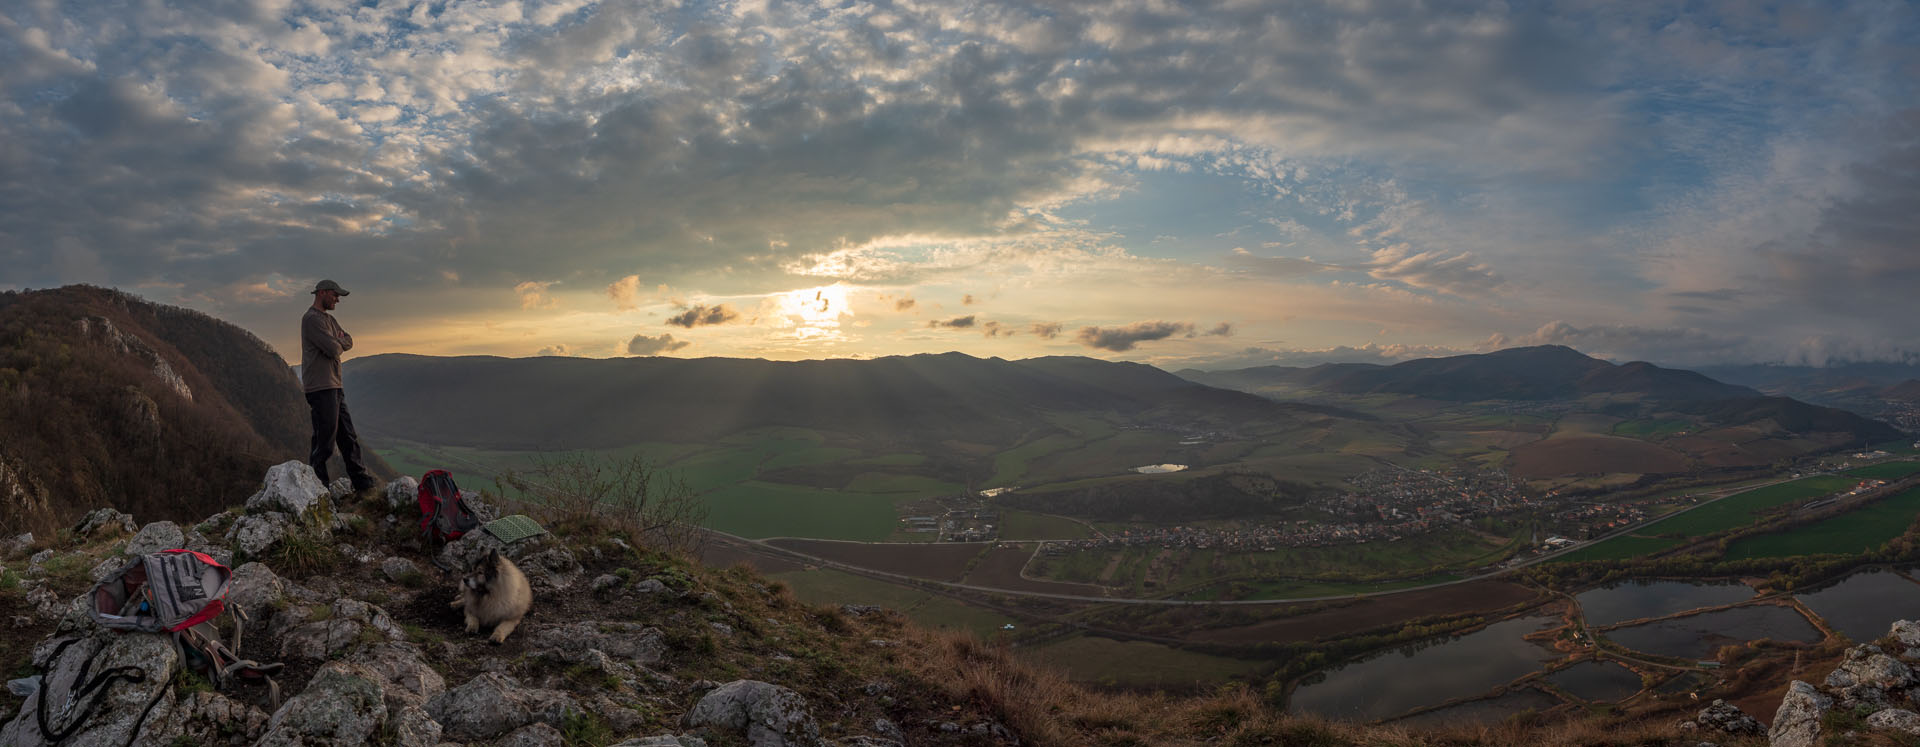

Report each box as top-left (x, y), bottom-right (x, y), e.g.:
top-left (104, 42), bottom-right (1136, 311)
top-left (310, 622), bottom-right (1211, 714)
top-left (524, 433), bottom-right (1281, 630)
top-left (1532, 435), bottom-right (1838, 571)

top-left (0, 286), bottom-right (392, 535)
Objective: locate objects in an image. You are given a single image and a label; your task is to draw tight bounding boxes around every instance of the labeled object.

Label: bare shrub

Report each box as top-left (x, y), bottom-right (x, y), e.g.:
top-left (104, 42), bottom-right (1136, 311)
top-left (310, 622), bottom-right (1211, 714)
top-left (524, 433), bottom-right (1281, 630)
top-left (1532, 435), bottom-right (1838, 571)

top-left (496, 452), bottom-right (707, 555)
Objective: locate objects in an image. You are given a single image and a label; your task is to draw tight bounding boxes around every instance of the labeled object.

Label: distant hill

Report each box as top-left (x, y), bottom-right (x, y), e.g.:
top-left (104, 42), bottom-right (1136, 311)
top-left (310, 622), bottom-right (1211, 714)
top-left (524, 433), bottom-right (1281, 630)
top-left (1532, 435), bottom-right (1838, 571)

top-left (344, 352), bottom-right (1316, 450)
top-left (1182, 345), bottom-right (1762, 402)
top-left (0, 286), bottom-right (392, 534)
top-left (1884, 380), bottom-right (1920, 403)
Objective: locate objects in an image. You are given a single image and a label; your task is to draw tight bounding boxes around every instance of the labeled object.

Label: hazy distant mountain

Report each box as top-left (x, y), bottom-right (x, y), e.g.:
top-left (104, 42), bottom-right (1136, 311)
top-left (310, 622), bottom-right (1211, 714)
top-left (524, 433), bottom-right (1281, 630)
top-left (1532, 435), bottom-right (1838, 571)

top-left (0, 286), bottom-right (392, 533)
top-left (345, 351), bottom-right (1318, 450)
top-left (1883, 380), bottom-right (1920, 404)
top-left (1182, 345), bottom-right (1762, 402)
top-left (1179, 345), bottom-right (1900, 447)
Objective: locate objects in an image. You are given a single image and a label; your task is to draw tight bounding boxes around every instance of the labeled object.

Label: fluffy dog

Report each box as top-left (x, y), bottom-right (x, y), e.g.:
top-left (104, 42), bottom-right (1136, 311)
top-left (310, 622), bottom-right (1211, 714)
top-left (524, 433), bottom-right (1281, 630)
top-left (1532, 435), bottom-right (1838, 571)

top-left (449, 549), bottom-right (531, 643)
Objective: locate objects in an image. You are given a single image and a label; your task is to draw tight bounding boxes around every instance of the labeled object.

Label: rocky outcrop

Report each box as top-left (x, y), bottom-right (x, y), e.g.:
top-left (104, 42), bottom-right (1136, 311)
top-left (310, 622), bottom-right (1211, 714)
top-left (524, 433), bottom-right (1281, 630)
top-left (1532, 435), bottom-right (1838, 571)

top-left (1686, 698), bottom-right (1763, 736)
top-left (246, 461), bottom-right (331, 519)
top-left (0, 632), bottom-right (179, 746)
top-left (123, 520), bottom-right (184, 556)
top-left (426, 672), bottom-right (580, 742)
top-left (682, 680), bottom-right (822, 747)
top-left (255, 661), bottom-right (389, 746)
top-left (74, 507), bottom-right (137, 537)
top-left (1769, 679), bottom-right (1832, 747)
top-left (386, 475), bottom-right (419, 510)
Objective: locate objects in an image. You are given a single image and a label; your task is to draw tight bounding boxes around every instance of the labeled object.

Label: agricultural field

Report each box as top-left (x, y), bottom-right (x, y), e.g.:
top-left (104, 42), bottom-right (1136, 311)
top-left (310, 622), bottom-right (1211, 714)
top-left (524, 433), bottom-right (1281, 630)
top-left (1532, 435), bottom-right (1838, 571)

top-left (1612, 418), bottom-right (1695, 439)
top-left (1018, 635), bottom-right (1268, 689)
top-left (1723, 486), bottom-right (1920, 559)
top-left (1846, 460), bottom-right (1920, 480)
top-left (701, 481), bottom-right (902, 541)
top-left (1550, 474), bottom-right (1862, 562)
top-left (767, 568), bottom-right (1016, 638)
top-left (996, 510), bottom-right (1094, 541)
top-left (765, 538), bottom-right (989, 581)
top-left (1030, 529), bottom-right (1519, 600)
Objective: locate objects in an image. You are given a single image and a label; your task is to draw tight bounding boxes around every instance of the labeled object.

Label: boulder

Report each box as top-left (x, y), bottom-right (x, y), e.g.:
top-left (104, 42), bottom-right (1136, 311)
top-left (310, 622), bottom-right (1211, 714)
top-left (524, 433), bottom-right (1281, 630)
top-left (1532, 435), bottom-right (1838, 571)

top-left (225, 511), bottom-right (296, 557)
top-left (426, 672), bottom-right (580, 742)
top-left (1, 532), bottom-right (32, 558)
top-left (0, 633), bottom-right (179, 747)
top-left (1692, 699), bottom-right (1763, 736)
top-left (328, 476), bottom-right (354, 500)
top-left (381, 556), bottom-right (420, 582)
top-left (498, 722), bottom-right (567, 747)
top-left (74, 508), bottom-right (136, 537)
top-left (633, 579), bottom-right (670, 595)
top-left (532, 622), bottom-right (666, 667)
top-left (1868, 708), bottom-right (1920, 735)
top-left (1825, 645), bottom-right (1912, 707)
top-left (351, 642), bottom-right (446, 710)
top-left (386, 476), bottom-right (419, 511)
top-left (613, 737), bottom-right (710, 747)
top-left (389, 704), bottom-right (443, 747)
top-left (138, 689), bottom-right (272, 746)
top-left (1770, 680), bottom-right (1832, 747)
top-left (255, 661), bottom-right (388, 746)
top-left (682, 679), bottom-right (822, 747)
top-left (518, 546), bottom-right (584, 592)
top-left (278, 599), bottom-right (406, 660)
top-left (226, 562), bottom-right (287, 612)
top-left (123, 521), bottom-right (184, 556)
top-left (247, 461), bottom-right (330, 519)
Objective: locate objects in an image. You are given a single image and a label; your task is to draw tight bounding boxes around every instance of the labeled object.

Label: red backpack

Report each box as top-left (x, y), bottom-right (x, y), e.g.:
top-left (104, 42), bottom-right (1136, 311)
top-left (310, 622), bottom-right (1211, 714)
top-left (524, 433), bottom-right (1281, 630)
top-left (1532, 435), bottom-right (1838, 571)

top-left (417, 469), bottom-right (481, 541)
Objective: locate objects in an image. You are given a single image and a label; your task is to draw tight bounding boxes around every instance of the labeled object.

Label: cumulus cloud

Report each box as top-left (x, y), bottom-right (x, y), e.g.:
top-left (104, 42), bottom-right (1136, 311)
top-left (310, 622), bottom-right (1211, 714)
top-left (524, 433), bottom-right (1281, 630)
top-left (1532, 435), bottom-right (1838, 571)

top-left (982, 321), bottom-right (1013, 337)
top-left (962, 294), bottom-right (978, 306)
top-left (515, 281), bottom-right (559, 310)
top-left (626, 333), bottom-right (690, 355)
top-left (536, 344), bottom-right (577, 356)
top-left (894, 297), bottom-right (917, 311)
top-left (1180, 343), bottom-right (1477, 370)
top-left (666, 304), bottom-right (741, 328)
top-left (1030, 322), bottom-right (1063, 339)
top-left (1497, 321), bottom-right (1751, 365)
top-left (928, 315), bottom-right (977, 329)
top-left (1075, 321), bottom-right (1194, 352)
top-left (608, 275), bottom-right (644, 311)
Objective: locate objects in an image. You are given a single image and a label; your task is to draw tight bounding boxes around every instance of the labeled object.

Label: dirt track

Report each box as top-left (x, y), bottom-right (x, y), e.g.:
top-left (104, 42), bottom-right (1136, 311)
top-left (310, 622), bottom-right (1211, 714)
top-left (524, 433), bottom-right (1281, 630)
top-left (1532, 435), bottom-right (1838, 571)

top-left (1184, 580), bottom-right (1545, 645)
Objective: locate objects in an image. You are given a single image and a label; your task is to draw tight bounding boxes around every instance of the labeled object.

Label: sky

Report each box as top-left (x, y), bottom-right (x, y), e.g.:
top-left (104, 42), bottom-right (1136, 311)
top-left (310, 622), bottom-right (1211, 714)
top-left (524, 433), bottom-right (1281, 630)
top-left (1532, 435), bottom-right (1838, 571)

top-left (2, 0), bottom-right (1917, 371)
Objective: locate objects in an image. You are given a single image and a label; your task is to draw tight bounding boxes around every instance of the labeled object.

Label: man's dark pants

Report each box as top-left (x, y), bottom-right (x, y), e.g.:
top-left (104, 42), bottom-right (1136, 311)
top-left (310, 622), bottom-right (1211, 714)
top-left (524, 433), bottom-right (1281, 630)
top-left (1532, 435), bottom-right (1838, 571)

top-left (307, 387), bottom-right (375, 490)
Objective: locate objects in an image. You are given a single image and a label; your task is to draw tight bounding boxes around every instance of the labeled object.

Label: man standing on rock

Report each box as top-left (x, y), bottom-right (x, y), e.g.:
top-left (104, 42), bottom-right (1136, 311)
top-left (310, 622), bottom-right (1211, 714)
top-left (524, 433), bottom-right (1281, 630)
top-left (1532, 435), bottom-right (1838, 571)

top-left (302, 279), bottom-right (377, 495)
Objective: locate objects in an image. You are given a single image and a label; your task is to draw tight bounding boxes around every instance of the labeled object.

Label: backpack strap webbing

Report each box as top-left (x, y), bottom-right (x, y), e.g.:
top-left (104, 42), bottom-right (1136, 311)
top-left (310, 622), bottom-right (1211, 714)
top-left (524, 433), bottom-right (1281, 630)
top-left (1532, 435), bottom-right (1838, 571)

top-left (33, 638), bottom-right (151, 745)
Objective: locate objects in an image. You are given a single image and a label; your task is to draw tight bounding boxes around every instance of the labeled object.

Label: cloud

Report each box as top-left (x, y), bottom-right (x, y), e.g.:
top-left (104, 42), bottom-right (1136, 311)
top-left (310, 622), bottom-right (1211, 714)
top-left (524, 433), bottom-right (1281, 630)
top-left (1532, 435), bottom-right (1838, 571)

top-left (1205, 322), bottom-right (1233, 337)
top-left (1179, 343), bottom-right (1478, 370)
top-left (962, 294), bottom-right (978, 306)
top-left (982, 321), bottom-right (1013, 337)
top-left (608, 275), bottom-right (644, 311)
top-left (626, 333), bottom-right (690, 355)
top-left (1364, 245), bottom-right (1501, 295)
top-left (1500, 321), bottom-right (1751, 364)
top-left (666, 304), bottom-right (742, 328)
top-left (515, 281), bottom-right (559, 310)
top-left (1075, 321), bottom-right (1195, 352)
top-left (1030, 322), bottom-right (1063, 339)
top-left (536, 344), bottom-right (577, 356)
top-left (1228, 248), bottom-right (1342, 277)
top-left (928, 315), bottom-right (977, 329)
top-left (894, 297), bottom-right (916, 311)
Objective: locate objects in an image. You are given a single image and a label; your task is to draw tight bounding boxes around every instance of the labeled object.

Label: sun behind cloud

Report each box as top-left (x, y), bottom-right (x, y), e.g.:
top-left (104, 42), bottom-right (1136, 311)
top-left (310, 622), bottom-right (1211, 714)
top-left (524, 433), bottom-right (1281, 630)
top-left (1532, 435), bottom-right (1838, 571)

top-left (772, 283), bottom-right (853, 341)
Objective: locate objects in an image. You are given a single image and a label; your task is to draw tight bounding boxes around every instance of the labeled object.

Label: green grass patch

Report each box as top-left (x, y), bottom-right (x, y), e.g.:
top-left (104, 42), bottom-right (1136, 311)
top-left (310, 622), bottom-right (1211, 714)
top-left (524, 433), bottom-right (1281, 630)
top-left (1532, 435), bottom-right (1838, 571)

top-left (1846, 461), bottom-right (1920, 480)
top-left (995, 510), bottom-right (1093, 541)
top-left (1549, 534), bottom-right (1684, 563)
top-left (1020, 635), bottom-right (1266, 687)
top-left (1647, 475), bottom-right (1857, 537)
top-left (1724, 486), bottom-right (1920, 559)
top-left (843, 473), bottom-right (961, 496)
top-left (1612, 418), bottom-right (1693, 439)
top-left (698, 481), bottom-right (900, 540)
top-left (761, 446), bottom-right (862, 471)
top-left (846, 453), bottom-right (927, 467)
top-left (769, 568), bottom-right (1015, 637)
top-left (989, 434), bottom-right (1085, 486)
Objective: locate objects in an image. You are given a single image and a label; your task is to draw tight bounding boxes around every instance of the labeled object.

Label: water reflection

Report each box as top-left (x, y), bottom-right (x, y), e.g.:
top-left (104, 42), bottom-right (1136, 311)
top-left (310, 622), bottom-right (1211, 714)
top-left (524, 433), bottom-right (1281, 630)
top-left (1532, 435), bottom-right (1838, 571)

top-left (1605, 605), bottom-right (1820, 659)
top-left (1389, 688), bottom-right (1562, 728)
top-left (1545, 660), bottom-right (1642, 702)
top-left (1132, 464), bottom-right (1188, 474)
top-left (1576, 579), bottom-right (1754, 627)
top-left (1290, 617), bottom-right (1560, 721)
top-left (1796, 569), bottom-right (1920, 643)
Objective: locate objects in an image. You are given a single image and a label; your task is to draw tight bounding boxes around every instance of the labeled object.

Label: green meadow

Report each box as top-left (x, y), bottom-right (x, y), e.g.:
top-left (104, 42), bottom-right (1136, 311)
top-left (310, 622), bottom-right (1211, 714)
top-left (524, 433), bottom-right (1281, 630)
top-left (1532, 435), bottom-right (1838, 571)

top-left (1723, 486), bottom-right (1920, 559)
top-left (1551, 475), bottom-right (1862, 562)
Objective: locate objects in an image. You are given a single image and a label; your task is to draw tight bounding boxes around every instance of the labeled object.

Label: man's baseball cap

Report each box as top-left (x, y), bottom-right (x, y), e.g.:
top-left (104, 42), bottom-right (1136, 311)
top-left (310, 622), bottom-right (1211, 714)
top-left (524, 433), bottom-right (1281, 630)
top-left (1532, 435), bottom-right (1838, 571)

top-left (311, 279), bottom-right (350, 296)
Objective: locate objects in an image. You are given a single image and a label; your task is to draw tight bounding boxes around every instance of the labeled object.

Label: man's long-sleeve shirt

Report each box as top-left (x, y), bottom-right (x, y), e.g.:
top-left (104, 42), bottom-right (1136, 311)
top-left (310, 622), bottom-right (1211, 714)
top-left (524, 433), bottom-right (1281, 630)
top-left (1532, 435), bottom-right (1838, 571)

top-left (301, 306), bottom-right (353, 392)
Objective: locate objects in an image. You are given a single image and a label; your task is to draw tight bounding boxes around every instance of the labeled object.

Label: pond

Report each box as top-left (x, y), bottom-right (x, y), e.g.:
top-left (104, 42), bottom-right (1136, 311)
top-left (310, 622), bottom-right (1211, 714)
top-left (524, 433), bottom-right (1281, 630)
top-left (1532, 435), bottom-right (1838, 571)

top-left (1545, 660), bottom-right (1643, 702)
top-left (1132, 464), bottom-right (1188, 474)
top-left (1389, 687), bottom-right (1562, 728)
top-left (1289, 616), bottom-right (1560, 722)
top-left (1796, 568), bottom-right (1920, 644)
top-left (1603, 605), bottom-right (1821, 659)
top-left (1576, 579), bottom-right (1754, 627)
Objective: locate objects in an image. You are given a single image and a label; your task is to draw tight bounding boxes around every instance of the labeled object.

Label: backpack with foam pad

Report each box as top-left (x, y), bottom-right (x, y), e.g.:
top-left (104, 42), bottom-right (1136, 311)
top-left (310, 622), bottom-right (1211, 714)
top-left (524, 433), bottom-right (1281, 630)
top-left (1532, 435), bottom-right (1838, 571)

top-left (44, 550), bottom-right (283, 741)
top-left (418, 469), bottom-right (480, 542)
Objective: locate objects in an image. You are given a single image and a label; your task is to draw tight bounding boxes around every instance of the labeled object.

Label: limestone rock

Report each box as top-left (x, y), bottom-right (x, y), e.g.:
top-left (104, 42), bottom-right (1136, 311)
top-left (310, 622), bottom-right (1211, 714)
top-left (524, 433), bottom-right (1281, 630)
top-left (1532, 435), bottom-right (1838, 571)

top-left (0, 632), bottom-right (179, 747)
top-left (682, 679), bottom-right (822, 747)
top-left (633, 579), bottom-right (670, 595)
top-left (386, 475), bottom-right (419, 511)
top-left (247, 461), bottom-right (330, 518)
top-left (518, 546), bottom-right (584, 592)
top-left (256, 661), bottom-right (388, 746)
top-left (227, 562), bottom-right (286, 612)
top-left (328, 476), bottom-right (355, 500)
top-left (1770, 680), bottom-right (1832, 747)
top-left (278, 599), bottom-right (405, 660)
top-left (123, 521), bottom-right (184, 556)
top-left (1892, 620), bottom-right (1920, 649)
top-left (1825, 645), bottom-right (1912, 707)
top-left (498, 722), bottom-right (567, 747)
top-left (838, 737), bottom-right (904, 747)
top-left (1, 532), bottom-right (32, 558)
top-left (138, 690), bottom-right (272, 746)
top-left (225, 511), bottom-right (295, 557)
top-left (74, 507), bottom-right (136, 537)
top-left (351, 642), bottom-right (446, 710)
top-left (1692, 699), bottom-right (1763, 736)
top-left (426, 673), bottom-right (580, 742)
top-left (1868, 708), bottom-right (1920, 735)
top-left (613, 737), bottom-right (711, 747)
top-left (382, 556), bottom-right (421, 582)
top-left (532, 621), bottom-right (666, 667)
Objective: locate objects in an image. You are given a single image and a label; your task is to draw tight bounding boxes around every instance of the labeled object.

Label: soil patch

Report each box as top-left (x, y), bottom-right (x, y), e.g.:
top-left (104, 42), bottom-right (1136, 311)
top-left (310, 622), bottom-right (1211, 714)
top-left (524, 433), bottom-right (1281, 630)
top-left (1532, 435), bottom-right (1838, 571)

top-left (1509, 436), bottom-right (1687, 479)
top-left (961, 544), bottom-right (1110, 596)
